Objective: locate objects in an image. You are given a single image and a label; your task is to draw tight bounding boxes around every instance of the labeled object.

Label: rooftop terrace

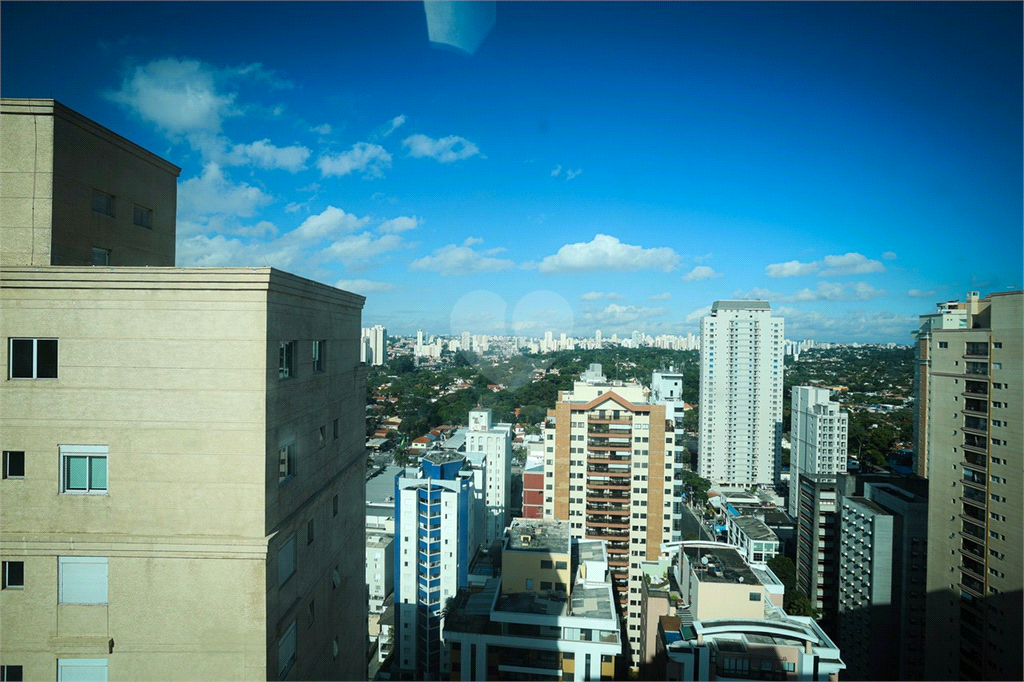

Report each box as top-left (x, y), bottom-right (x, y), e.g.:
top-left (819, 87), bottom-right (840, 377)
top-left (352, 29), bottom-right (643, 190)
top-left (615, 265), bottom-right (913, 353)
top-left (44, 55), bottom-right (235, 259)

top-left (683, 546), bottom-right (760, 586)
top-left (506, 519), bottom-right (570, 554)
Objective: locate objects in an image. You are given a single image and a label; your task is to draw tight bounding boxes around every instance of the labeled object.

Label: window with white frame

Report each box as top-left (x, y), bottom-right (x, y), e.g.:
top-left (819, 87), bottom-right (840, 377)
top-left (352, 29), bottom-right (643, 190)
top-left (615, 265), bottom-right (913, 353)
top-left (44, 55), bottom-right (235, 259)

top-left (60, 445), bottom-right (108, 494)
top-left (91, 189), bottom-right (114, 217)
top-left (279, 443), bottom-right (295, 482)
top-left (133, 204), bottom-right (153, 229)
top-left (278, 534), bottom-right (296, 587)
top-left (58, 557), bottom-right (108, 604)
top-left (91, 247), bottom-right (110, 266)
top-left (1, 665), bottom-right (25, 681)
top-left (279, 341), bottom-right (296, 379)
top-left (278, 621), bottom-right (297, 679)
top-left (8, 338), bottom-right (58, 379)
top-left (312, 340), bottom-right (325, 373)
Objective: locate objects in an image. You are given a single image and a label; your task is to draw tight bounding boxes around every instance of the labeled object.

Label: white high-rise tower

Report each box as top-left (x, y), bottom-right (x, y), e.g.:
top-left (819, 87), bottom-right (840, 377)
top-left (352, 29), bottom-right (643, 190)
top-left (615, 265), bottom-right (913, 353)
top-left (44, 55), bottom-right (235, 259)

top-left (698, 300), bottom-right (784, 487)
top-left (788, 386), bottom-right (848, 516)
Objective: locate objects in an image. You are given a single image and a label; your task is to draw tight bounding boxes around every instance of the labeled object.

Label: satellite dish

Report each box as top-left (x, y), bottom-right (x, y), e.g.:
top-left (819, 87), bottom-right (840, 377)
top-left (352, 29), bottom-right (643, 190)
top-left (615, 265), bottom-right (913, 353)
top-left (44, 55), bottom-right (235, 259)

top-left (701, 556), bottom-right (709, 566)
top-left (738, 576), bottom-right (744, 583)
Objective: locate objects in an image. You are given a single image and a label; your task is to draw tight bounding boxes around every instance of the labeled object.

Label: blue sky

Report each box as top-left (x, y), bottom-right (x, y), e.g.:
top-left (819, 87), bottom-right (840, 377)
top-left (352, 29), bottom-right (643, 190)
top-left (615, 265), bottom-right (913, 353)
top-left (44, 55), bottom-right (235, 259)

top-left (3, 2), bottom-right (1021, 343)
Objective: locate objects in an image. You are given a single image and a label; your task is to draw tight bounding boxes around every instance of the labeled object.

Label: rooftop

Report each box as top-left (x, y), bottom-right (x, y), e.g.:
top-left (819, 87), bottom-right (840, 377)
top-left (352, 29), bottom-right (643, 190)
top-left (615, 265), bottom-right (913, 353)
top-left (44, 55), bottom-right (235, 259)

top-left (365, 465), bottom-right (403, 506)
top-left (711, 300), bottom-right (771, 312)
top-left (423, 450), bottom-right (465, 466)
top-left (683, 546), bottom-right (761, 586)
top-left (506, 519), bottom-right (571, 554)
top-left (731, 516), bottom-right (779, 542)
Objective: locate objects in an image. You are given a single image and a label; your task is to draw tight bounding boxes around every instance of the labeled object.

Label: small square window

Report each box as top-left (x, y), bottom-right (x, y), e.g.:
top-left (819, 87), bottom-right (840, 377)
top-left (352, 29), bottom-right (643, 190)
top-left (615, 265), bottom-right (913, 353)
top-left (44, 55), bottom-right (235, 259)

top-left (279, 341), bottom-right (296, 379)
top-left (91, 189), bottom-right (114, 217)
top-left (2, 560), bottom-right (24, 589)
top-left (60, 445), bottom-right (108, 494)
top-left (3, 451), bottom-right (25, 479)
top-left (938, 341), bottom-right (948, 348)
top-left (8, 338), bottom-right (58, 379)
top-left (91, 247), bottom-right (110, 266)
top-left (133, 204), bottom-right (153, 229)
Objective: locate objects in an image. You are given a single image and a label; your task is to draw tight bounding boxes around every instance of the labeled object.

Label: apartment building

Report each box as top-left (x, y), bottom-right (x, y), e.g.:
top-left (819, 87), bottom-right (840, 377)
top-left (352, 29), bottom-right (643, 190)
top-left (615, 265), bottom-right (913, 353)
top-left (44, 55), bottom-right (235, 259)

top-left (789, 386), bottom-right (848, 517)
top-left (699, 301), bottom-right (784, 487)
top-left (794, 473), bottom-right (839, 635)
top-left (466, 407), bottom-right (512, 547)
top-left (836, 481), bottom-right (928, 681)
top-left (443, 519), bottom-right (621, 681)
top-left (393, 452), bottom-right (482, 679)
top-left (657, 544), bottom-right (844, 681)
top-left (541, 365), bottom-right (679, 668)
top-left (725, 515), bottom-right (781, 566)
top-left (0, 98), bottom-right (368, 681)
top-left (921, 291), bottom-right (1023, 681)
top-left (361, 324), bottom-right (388, 366)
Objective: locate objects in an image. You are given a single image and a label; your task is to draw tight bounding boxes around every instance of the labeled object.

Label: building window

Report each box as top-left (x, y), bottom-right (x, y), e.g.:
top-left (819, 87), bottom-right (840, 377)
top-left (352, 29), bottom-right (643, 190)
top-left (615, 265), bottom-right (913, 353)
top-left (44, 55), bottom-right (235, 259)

top-left (938, 341), bottom-right (948, 348)
top-left (556, 560), bottom-right (568, 570)
top-left (307, 519), bottom-right (314, 545)
top-left (541, 581), bottom-right (552, 591)
top-left (278, 621), bottom-right (297, 679)
top-left (313, 340), bottom-right (325, 373)
top-left (1, 665), bottom-right (24, 681)
top-left (278, 534), bottom-right (296, 587)
top-left (60, 445), bottom-right (108, 494)
top-left (2, 560), bottom-right (24, 589)
top-left (308, 599), bottom-right (315, 626)
top-left (91, 247), bottom-right (110, 266)
top-left (8, 338), bottom-right (58, 379)
top-left (749, 591), bottom-right (761, 601)
top-left (540, 560), bottom-right (553, 569)
top-left (133, 204), bottom-right (153, 229)
top-left (333, 418), bottom-right (339, 439)
top-left (57, 659), bottom-right (106, 682)
top-left (58, 557), bottom-right (108, 604)
top-left (3, 451), bottom-right (25, 479)
top-left (91, 189), bottom-right (114, 217)
top-left (332, 494), bottom-right (339, 517)
top-left (319, 426), bottom-right (326, 446)
top-left (279, 341), bottom-right (296, 379)
top-left (279, 443), bottom-right (295, 483)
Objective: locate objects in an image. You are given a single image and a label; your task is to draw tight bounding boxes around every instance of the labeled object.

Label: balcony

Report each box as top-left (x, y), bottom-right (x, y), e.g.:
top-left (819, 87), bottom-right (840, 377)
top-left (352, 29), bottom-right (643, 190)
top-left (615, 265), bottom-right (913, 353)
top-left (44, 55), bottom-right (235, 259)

top-left (959, 538), bottom-right (985, 560)
top-left (960, 519), bottom-right (986, 541)
top-left (962, 468), bottom-right (987, 488)
top-left (963, 416), bottom-right (988, 435)
top-left (587, 479), bottom-right (630, 491)
top-left (960, 486), bottom-right (987, 507)
top-left (587, 516), bottom-right (629, 529)
top-left (588, 413), bottom-right (632, 425)
top-left (963, 381), bottom-right (988, 398)
top-left (586, 491), bottom-right (630, 502)
top-left (586, 504), bottom-right (630, 515)
top-left (587, 452), bottom-right (630, 463)
top-left (586, 528), bottom-right (629, 539)
top-left (587, 439), bottom-right (631, 450)
top-left (964, 343), bottom-right (989, 358)
top-left (965, 362), bottom-right (989, 376)
top-left (587, 465), bottom-right (631, 477)
top-left (962, 434), bottom-right (988, 453)
top-left (963, 451), bottom-right (988, 470)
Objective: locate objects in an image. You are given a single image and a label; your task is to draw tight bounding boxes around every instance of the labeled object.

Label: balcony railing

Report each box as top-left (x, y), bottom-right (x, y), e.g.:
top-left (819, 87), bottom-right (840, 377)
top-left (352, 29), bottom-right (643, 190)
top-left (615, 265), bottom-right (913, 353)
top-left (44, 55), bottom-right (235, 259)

top-left (587, 466), bottom-right (631, 476)
top-left (963, 451), bottom-right (988, 470)
top-left (587, 452), bottom-right (630, 463)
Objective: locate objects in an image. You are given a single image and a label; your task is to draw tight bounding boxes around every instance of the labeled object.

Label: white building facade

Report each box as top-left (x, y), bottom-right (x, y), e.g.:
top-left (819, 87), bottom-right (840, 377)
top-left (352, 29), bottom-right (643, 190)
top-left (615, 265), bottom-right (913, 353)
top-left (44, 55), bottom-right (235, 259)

top-left (699, 301), bottom-right (784, 487)
top-left (466, 407), bottom-right (512, 547)
top-left (789, 386), bottom-right (848, 517)
top-left (361, 324), bottom-right (388, 366)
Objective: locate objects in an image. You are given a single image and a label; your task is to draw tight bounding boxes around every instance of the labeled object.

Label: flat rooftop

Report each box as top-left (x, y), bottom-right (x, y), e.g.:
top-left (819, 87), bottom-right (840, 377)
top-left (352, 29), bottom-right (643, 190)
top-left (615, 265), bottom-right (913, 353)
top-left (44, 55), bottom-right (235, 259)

top-left (494, 581), bottom-right (616, 623)
top-left (424, 450), bottom-right (465, 466)
top-left (506, 519), bottom-right (570, 554)
top-left (366, 531), bottom-right (393, 549)
top-left (731, 516), bottom-right (779, 542)
top-left (366, 466), bottom-right (403, 506)
top-left (683, 546), bottom-right (760, 586)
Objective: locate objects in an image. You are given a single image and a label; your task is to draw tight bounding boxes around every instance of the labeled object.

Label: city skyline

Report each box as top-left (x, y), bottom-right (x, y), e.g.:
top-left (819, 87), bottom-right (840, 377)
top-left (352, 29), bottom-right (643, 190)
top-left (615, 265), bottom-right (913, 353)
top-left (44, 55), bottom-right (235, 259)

top-left (2, 2), bottom-right (1021, 344)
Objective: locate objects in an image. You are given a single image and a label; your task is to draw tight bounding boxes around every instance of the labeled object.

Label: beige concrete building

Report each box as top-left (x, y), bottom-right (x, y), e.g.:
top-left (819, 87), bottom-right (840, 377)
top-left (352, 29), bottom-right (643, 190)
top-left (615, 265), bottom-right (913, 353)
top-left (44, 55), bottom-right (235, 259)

top-left (0, 99), bottom-right (368, 681)
top-left (921, 290), bottom-right (1023, 681)
top-left (541, 364), bottom-right (679, 668)
top-left (1, 98), bottom-right (179, 268)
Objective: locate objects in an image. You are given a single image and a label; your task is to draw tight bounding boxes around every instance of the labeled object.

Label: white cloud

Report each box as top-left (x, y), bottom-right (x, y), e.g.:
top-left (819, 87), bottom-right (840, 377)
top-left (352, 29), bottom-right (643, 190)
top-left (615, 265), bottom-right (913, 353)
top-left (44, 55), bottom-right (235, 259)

top-left (377, 216), bottom-right (420, 233)
top-left (734, 281), bottom-right (886, 303)
top-left (765, 259), bottom-right (820, 278)
top-left (581, 291), bottom-right (625, 301)
top-left (820, 253), bottom-right (886, 276)
top-left (585, 304), bottom-right (667, 326)
top-left (335, 279), bottom-right (400, 294)
top-left (381, 115), bottom-right (406, 137)
top-left (311, 123), bottom-right (332, 135)
top-left (776, 306), bottom-right (918, 344)
top-left (106, 58), bottom-right (237, 134)
top-left (178, 163), bottom-right (273, 220)
top-left (882, 251), bottom-right (898, 260)
top-left (463, 236), bottom-right (485, 247)
top-left (402, 134), bottom-right (481, 163)
top-left (223, 139), bottom-right (310, 172)
top-left (322, 233), bottom-right (406, 270)
top-left (409, 242), bottom-right (515, 276)
top-left (692, 252), bottom-right (713, 263)
top-left (317, 142), bottom-right (392, 178)
top-left (907, 288), bottom-right (937, 298)
top-left (291, 206), bottom-right (368, 240)
top-left (682, 265), bottom-right (722, 281)
top-left (648, 292), bottom-right (672, 301)
top-left (551, 165), bottom-right (562, 177)
top-left (533, 234), bottom-right (680, 274)
top-left (685, 305), bottom-right (712, 323)
top-left (765, 252), bottom-right (886, 278)
top-left (565, 168), bottom-right (582, 180)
